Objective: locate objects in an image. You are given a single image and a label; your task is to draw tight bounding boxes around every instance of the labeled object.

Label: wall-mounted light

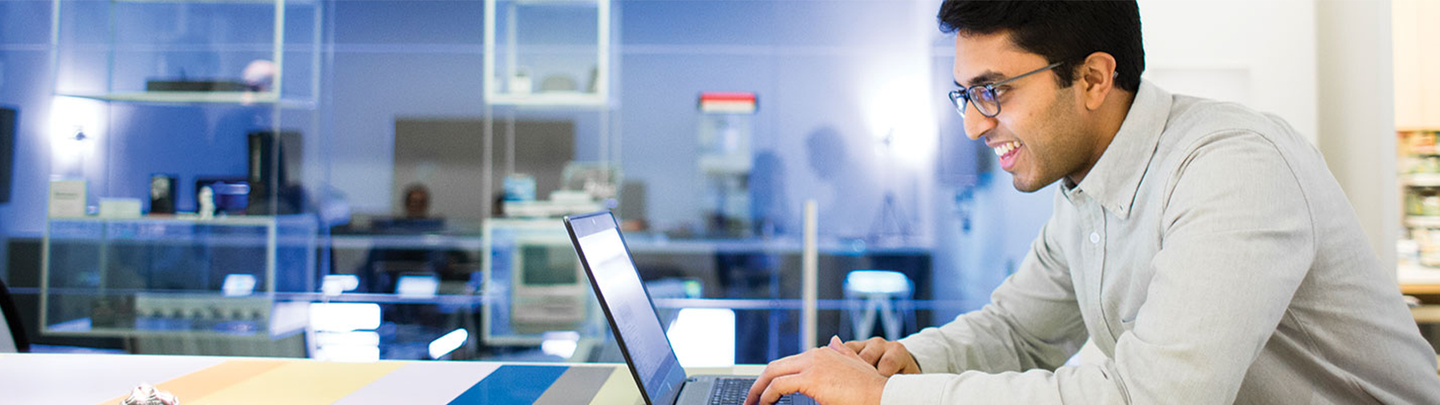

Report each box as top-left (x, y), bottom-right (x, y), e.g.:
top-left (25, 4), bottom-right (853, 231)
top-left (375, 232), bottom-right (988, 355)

top-left (48, 96), bottom-right (105, 178)
top-left (864, 75), bottom-right (939, 171)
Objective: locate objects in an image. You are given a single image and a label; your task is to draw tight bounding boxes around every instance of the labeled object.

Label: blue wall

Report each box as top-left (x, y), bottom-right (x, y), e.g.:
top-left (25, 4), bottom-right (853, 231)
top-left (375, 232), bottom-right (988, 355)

top-left (0, 0), bottom-right (1056, 316)
top-left (1, 1), bottom-right (63, 238)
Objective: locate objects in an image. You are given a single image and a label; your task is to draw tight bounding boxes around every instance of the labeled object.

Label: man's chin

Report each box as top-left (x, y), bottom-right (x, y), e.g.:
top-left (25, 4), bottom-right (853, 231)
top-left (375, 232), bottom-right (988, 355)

top-left (1010, 175), bottom-right (1049, 193)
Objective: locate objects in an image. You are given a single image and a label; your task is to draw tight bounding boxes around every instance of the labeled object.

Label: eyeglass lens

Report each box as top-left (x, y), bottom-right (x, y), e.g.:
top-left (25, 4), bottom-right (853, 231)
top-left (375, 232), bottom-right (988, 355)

top-left (969, 87), bottom-right (998, 116)
top-left (951, 87), bottom-right (1001, 117)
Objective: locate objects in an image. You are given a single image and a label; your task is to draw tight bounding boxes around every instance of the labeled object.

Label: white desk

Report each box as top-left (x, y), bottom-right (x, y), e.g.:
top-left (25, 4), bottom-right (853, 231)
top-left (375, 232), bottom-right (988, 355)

top-left (0, 353), bottom-right (765, 404)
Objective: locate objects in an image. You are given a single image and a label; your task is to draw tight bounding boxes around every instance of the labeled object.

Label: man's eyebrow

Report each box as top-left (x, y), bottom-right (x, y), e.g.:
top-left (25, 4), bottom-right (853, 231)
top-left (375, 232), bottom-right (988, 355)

top-left (962, 71), bottom-right (1007, 87)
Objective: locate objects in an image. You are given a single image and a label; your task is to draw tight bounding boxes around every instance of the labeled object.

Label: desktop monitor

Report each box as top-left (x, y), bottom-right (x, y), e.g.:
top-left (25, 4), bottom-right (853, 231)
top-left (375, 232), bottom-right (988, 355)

top-left (509, 236), bottom-right (587, 335)
top-left (369, 217), bottom-right (445, 234)
top-left (562, 162), bottom-right (621, 200)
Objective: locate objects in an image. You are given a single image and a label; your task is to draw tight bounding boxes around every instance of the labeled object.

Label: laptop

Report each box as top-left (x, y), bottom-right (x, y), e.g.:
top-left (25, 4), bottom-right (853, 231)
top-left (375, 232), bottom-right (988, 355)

top-left (564, 211), bottom-right (814, 405)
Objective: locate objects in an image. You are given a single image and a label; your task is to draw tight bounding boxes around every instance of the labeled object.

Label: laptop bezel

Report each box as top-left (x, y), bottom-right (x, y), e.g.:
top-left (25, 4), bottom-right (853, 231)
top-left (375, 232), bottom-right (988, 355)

top-left (564, 211), bottom-right (688, 405)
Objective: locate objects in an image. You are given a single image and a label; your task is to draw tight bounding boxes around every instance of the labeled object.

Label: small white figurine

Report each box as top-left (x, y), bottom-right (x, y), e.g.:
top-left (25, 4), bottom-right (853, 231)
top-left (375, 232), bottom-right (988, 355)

top-left (120, 383), bottom-right (179, 405)
top-left (198, 185), bottom-right (215, 219)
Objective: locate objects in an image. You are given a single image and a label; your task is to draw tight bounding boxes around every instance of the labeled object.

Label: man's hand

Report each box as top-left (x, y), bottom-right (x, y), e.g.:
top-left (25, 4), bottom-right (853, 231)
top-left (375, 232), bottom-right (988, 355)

top-left (843, 337), bottom-right (922, 377)
top-left (743, 336), bottom-right (888, 405)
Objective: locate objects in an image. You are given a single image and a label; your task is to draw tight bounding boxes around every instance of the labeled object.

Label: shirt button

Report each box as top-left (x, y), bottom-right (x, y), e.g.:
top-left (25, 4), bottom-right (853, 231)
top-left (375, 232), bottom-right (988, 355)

top-left (1090, 232), bottom-right (1100, 243)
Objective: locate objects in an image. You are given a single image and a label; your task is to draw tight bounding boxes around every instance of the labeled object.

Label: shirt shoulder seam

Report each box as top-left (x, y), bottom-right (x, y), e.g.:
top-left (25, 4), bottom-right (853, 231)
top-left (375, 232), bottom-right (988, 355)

top-left (1163, 128), bottom-right (1318, 252)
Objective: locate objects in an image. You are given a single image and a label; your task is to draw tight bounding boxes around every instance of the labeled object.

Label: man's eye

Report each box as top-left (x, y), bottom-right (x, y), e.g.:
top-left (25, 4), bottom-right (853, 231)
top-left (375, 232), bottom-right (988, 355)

top-left (994, 86), bottom-right (1010, 97)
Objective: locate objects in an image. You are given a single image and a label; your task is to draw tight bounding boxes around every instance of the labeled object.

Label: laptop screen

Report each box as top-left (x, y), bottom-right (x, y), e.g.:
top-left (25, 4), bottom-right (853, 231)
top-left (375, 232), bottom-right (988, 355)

top-left (565, 212), bottom-right (687, 405)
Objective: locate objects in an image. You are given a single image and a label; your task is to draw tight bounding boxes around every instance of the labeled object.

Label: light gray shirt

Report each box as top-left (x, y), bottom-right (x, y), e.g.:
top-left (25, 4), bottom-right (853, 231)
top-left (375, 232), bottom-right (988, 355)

top-left (885, 81), bottom-right (1440, 404)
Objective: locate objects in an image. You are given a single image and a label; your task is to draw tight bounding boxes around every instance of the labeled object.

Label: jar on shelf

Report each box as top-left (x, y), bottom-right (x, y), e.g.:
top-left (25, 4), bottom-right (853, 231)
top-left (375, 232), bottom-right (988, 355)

top-left (1424, 195), bottom-right (1440, 217)
top-left (1414, 228), bottom-right (1440, 267)
top-left (1403, 130), bottom-right (1439, 156)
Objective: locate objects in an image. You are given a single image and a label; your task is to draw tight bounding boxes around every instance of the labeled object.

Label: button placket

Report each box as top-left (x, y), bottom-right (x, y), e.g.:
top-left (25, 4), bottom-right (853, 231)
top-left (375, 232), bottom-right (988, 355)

top-left (1085, 201), bottom-right (1118, 350)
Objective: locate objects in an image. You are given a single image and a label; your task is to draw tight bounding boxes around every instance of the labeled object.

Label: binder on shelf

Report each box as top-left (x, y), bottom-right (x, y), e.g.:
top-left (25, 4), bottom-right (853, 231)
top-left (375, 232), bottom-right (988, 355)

top-left (0, 107), bottom-right (13, 203)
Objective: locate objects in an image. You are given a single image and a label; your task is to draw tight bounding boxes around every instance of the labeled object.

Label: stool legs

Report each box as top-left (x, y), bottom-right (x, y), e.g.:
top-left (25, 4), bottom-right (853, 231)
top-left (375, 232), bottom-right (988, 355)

top-left (849, 294), bottom-right (906, 341)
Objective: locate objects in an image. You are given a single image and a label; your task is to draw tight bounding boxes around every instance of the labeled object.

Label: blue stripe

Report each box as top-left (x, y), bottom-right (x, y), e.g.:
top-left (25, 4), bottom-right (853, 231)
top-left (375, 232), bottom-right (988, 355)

top-left (448, 365), bottom-right (570, 404)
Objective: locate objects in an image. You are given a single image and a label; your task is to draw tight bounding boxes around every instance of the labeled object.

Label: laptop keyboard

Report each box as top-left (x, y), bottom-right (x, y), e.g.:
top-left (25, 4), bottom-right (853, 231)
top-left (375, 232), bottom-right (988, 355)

top-left (709, 378), bottom-right (793, 405)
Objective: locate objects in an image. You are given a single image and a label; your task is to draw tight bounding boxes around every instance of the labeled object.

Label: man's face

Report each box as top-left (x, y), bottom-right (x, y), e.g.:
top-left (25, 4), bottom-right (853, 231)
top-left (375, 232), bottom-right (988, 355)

top-left (953, 32), bottom-right (1094, 192)
top-left (405, 190), bottom-right (429, 218)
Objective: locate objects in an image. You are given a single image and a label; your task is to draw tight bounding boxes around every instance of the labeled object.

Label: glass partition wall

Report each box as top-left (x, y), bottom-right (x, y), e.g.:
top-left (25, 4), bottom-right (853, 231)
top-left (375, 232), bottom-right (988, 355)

top-left (3, 0), bottom-right (1041, 366)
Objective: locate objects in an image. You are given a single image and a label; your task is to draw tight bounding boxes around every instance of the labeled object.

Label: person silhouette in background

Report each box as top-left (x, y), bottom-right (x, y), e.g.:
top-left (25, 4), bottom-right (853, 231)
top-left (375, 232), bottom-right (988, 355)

top-left (360, 183), bottom-right (470, 294)
top-left (402, 183), bottom-right (431, 219)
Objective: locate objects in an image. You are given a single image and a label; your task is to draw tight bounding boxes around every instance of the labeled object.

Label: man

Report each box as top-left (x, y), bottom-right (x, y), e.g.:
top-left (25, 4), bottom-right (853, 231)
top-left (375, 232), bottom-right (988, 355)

top-left (746, 1), bottom-right (1440, 404)
top-left (402, 183), bottom-right (431, 219)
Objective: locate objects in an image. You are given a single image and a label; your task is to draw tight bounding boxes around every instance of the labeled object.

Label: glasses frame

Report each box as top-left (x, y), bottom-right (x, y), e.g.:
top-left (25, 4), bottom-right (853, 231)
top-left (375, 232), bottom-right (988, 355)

top-left (948, 60), bottom-right (1067, 118)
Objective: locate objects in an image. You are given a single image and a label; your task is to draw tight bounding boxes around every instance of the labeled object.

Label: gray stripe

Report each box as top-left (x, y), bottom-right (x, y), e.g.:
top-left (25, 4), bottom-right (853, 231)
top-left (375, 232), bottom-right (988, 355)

top-left (533, 366), bottom-right (618, 405)
top-left (333, 362), bottom-right (501, 405)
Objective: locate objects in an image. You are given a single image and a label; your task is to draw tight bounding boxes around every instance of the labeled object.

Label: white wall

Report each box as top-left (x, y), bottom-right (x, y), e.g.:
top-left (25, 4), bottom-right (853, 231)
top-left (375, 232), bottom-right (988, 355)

top-left (1139, 0), bottom-right (1319, 142)
top-left (1394, 0), bottom-right (1440, 129)
top-left (1316, 0), bottom-right (1397, 273)
top-left (1139, 0), bottom-right (1397, 273)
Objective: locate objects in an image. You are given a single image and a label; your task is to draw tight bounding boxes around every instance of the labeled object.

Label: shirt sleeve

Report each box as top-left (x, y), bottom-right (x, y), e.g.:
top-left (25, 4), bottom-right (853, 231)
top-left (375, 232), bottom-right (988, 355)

top-left (883, 131), bottom-right (1315, 404)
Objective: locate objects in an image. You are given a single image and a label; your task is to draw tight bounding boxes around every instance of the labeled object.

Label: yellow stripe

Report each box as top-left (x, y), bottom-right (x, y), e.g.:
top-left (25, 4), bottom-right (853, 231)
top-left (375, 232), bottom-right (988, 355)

top-left (587, 366), bottom-right (643, 405)
top-left (188, 360), bottom-right (407, 404)
top-left (98, 359), bottom-right (289, 405)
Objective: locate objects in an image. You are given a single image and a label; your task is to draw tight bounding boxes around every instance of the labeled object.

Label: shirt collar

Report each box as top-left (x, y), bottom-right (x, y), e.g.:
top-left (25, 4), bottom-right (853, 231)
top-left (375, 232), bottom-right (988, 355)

top-left (1064, 80), bottom-right (1172, 219)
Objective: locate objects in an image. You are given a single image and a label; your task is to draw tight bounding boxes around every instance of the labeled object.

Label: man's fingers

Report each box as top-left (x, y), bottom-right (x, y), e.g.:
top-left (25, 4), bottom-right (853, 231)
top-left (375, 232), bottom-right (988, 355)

top-left (759, 374), bottom-right (803, 405)
top-left (857, 342), bottom-right (887, 365)
top-left (745, 352), bottom-right (811, 405)
top-left (879, 348), bottom-right (921, 376)
top-left (844, 340), bottom-right (867, 353)
top-left (745, 370), bottom-right (773, 405)
top-left (826, 337), bottom-right (864, 362)
top-left (876, 351), bottom-right (903, 376)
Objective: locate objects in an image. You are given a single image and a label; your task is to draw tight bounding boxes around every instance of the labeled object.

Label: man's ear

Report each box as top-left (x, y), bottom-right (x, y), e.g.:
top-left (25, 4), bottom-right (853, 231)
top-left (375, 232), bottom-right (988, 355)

top-left (1079, 52), bottom-right (1118, 111)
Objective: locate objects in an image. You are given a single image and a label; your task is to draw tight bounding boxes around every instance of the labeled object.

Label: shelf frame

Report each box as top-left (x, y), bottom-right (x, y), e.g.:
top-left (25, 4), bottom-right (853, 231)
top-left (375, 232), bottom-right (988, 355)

top-left (483, 0), bottom-right (611, 106)
top-left (39, 215), bottom-right (318, 338)
top-left (50, 0), bottom-right (322, 106)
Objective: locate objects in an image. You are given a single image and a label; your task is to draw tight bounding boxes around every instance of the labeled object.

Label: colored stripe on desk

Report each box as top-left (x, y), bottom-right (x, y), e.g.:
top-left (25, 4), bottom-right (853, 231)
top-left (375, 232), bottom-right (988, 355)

top-left (534, 365), bottom-right (619, 405)
top-left (334, 361), bottom-right (502, 405)
top-left (589, 366), bottom-right (643, 405)
top-left (449, 364), bottom-right (569, 404)
top-left (97, 358), bottom-right (287, 405)
top-left (189, 360), bottom-right (407, 404)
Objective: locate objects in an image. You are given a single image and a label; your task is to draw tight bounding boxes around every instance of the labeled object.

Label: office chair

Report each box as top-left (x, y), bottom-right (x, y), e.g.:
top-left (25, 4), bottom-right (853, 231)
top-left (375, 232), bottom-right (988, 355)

top-left (0, 277), bottom-right (30, 352)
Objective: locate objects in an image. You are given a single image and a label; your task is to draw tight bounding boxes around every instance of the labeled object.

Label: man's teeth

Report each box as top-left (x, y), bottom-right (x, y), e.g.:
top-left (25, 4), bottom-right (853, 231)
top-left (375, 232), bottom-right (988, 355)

top-left (992, 141), bottom-right (1021, 156)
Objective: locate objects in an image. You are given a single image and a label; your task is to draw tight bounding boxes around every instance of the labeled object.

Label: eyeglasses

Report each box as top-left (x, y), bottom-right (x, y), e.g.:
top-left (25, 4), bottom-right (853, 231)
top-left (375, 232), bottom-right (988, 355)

top-left (947, 60), bottom-right (1066, 118)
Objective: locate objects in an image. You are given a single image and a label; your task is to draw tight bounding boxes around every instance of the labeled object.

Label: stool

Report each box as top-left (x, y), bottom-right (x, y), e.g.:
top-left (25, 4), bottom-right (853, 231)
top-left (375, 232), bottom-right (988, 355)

top-left (844, 270), bottom-right (913, 341)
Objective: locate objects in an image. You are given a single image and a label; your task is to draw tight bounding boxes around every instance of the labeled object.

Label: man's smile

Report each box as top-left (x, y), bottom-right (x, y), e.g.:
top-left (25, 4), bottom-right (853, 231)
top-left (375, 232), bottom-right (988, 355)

top-left (990, 140), bottom-right (1023, 171)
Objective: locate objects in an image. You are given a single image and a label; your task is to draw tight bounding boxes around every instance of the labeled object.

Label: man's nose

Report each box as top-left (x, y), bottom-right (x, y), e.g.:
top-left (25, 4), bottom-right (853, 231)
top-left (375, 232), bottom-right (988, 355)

top-left (962, 107), bottom-right (996, 141)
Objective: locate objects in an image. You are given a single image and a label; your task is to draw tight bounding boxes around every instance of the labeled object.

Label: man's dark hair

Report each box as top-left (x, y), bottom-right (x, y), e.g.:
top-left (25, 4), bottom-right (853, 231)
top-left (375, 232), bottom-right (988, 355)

top-left (939, 0), bottom-right (1144, 92)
